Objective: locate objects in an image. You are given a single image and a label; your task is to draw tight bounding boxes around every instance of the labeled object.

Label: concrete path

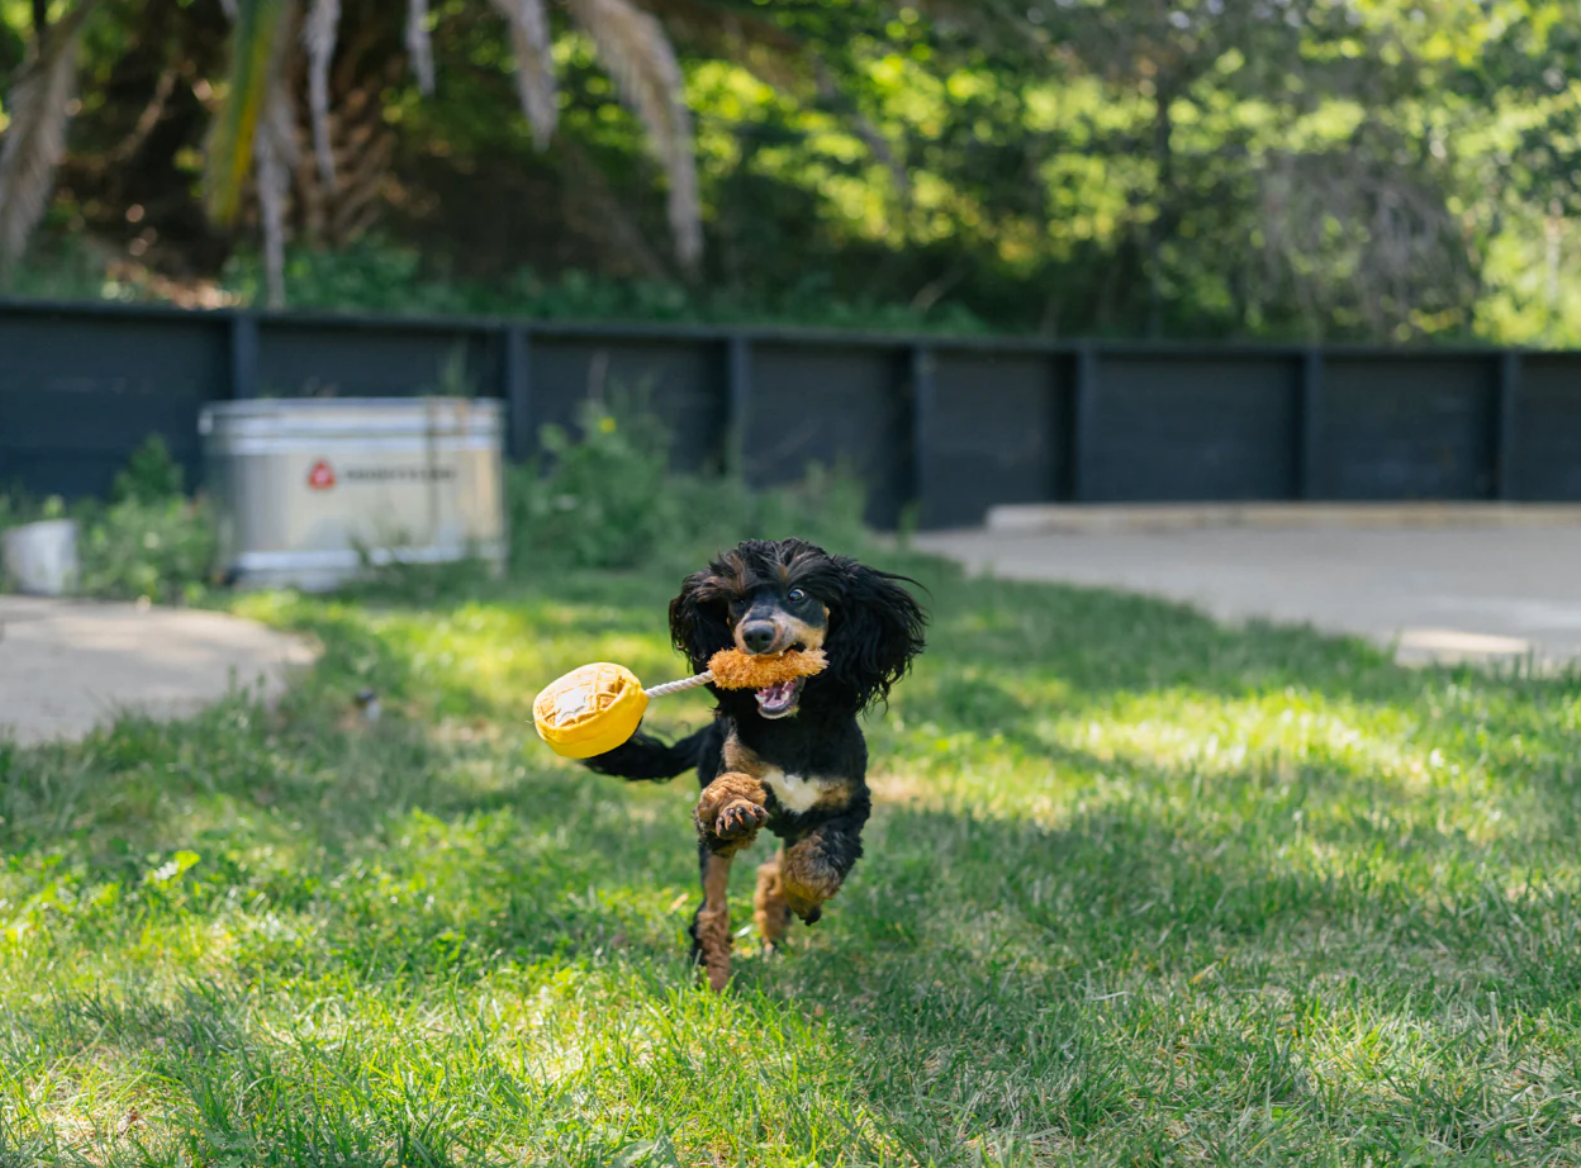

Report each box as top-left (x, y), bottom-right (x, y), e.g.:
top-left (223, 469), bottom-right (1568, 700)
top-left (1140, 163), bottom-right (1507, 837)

top-left (915, 506), bottom-right (1581, 666)
top-left (0, 597), bottom-right (317, 746)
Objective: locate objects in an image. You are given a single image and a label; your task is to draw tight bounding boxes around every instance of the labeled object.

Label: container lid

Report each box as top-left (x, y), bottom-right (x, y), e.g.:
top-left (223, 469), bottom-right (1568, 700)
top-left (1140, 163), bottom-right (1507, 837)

top-left (200, 397), bottom-right (502, 438)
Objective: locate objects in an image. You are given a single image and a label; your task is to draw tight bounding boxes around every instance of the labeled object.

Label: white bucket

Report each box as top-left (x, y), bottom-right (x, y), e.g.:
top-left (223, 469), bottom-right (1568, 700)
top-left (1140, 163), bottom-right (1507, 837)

top-left (2, 519), bottom-right (80, 596)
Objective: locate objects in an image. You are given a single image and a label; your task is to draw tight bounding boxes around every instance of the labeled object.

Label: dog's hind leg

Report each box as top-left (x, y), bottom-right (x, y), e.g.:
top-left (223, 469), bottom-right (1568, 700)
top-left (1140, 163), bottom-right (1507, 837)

top-left (754, 850), bottom-right (791, 954)
top-left (780, 803), bottom-right (870, 925)
top-left (689, 849), bottom-right (735, 992)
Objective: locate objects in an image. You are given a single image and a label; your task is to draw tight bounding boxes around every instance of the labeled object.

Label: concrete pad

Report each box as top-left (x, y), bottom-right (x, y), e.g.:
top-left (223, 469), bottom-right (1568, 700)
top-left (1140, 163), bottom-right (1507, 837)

top-left (0, 597), bottom-right (317, 746)
top-left (915, 513), bottom-right (1581, 666)
top-left (988, 502), bottom-right (1581, 535)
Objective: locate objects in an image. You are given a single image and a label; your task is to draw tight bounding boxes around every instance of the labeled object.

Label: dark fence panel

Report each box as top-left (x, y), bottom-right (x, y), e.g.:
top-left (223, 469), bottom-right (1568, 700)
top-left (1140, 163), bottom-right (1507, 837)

top-left (0, 309), bottom-right (228, 498)
top-left (746, 343), bottom-right (912, 527)
top-left (1083, 356), bottom-right (1300, 502)
top-left (1511, 355), bottom-right (1581, 500)
top-left (528, 337), bottom-right (727, 471)
top-left (7, 300), bottom-right (1581, 529)
top-left (1318, 357), bottom-right (1498, 500)
top-left (256, 320), bottom-right (501, 399)
top-left (920, 350), bottom-right (1065, 529)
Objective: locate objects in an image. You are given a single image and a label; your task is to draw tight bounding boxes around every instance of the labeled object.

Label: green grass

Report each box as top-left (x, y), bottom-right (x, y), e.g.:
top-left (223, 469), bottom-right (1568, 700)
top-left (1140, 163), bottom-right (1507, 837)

top-left (5, 550), bottom-right (1581, 1166)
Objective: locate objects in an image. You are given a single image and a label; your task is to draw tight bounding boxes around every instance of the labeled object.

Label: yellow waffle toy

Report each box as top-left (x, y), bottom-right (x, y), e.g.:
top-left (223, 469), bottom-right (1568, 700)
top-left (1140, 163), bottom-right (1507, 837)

top-left (533, 648), bottom-right (827, 759)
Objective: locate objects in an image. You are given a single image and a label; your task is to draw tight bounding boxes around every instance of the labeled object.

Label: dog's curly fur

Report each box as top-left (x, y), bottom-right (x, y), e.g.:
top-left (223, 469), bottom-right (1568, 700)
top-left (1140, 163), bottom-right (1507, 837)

top-left (584, 538), bottom-right (926, 987)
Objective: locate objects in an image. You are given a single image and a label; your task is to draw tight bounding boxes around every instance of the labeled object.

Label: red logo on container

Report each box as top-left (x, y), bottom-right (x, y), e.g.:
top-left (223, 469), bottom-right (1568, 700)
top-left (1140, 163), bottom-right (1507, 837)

top-left (307, 460), bottom-right (336, 490)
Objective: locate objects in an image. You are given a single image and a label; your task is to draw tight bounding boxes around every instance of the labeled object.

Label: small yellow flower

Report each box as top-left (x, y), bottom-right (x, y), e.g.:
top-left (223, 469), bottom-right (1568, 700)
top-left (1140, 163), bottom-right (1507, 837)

top-left (598, 416), bottom-right (617, 434)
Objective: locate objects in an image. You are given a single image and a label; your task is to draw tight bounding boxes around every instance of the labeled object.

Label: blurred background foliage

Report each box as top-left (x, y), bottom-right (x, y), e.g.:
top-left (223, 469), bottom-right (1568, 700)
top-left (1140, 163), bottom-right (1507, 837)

top-left (2, 0), bottom-right (1581, 342)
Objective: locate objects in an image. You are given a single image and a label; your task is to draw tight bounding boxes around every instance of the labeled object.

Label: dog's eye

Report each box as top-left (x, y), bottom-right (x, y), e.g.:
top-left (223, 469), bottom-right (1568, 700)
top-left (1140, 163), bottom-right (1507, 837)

top-left (787, 588), bottom-right (807, 604)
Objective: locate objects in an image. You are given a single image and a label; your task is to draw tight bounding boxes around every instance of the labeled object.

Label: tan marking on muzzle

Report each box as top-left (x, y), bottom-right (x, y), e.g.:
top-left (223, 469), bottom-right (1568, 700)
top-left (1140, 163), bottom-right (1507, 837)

top-left (732, 612), bottom-right (828, 657)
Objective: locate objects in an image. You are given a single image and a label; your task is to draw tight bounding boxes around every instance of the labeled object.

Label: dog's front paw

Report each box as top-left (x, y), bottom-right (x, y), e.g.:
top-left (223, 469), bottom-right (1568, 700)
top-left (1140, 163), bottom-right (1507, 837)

top-left (715, 799), bottom-right (768, 840)
top-left (696, 771), bottom-right (769, 853)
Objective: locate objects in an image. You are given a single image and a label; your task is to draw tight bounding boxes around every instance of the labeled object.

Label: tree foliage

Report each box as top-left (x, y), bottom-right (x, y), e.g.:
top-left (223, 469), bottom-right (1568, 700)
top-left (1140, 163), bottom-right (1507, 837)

top-left (2, 0), bottom-right (1581, 342)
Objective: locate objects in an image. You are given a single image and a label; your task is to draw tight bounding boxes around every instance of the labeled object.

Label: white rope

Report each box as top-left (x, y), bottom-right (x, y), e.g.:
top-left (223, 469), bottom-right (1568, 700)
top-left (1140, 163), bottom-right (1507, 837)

top-left (643, 670), bottom-right (714, 699)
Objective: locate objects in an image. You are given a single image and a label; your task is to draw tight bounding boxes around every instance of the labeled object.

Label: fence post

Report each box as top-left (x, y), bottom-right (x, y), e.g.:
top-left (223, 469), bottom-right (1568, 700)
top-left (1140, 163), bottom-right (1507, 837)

top-left (910, 344), bottom-right (935, 527)
top-left (1495, 350), bottom-right (1521, 500)
top-left (726, 335), bottom-right (753, 478)
top-left (1071, 344), bottom-right (1100, 502)
top-left (229, 313), bottom-right (260, 399)
top-left (1298, 349), bottom-right (1324, 499)
top-left (503, 326), bottom-right (533, 461)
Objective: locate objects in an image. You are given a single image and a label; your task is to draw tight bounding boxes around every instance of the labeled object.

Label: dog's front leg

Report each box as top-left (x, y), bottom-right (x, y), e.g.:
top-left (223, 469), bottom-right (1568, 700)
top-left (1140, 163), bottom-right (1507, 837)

top-left (691, 850), bottom-right (735, 992)
top-left (690, 772), bottom-right (767, 991)
top-left (694, 771), bottom-right (768, 856)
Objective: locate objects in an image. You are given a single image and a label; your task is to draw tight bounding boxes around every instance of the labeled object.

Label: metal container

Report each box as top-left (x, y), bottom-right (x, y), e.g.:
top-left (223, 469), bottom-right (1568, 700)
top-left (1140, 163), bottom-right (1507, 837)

top-left (201, 398), bottom-right (506, 590)
top-left (2, 519), bottom-right (80, 595)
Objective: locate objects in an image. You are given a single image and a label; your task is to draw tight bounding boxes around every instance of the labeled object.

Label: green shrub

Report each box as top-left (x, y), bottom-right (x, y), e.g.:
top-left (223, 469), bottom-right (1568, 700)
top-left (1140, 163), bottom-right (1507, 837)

top-left (510, 396), bottom-right (873, 575)
top-left (511, 395), bottom-right (684, 572)
top-left (661, 463), bottom-right (872, 562)
top-left (74, 495), bottom-right (217, 606)
top-left (110, 434), bottom-right (187, 504)
top-left (73, 437), bottom-right (217, 606)
top-left (741, 462), bottom-right (871, 554)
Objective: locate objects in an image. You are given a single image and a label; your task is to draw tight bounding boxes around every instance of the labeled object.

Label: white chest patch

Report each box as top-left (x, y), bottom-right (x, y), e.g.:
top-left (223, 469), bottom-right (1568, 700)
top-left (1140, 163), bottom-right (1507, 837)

top-left (759, 768), bottom-right (831, 814)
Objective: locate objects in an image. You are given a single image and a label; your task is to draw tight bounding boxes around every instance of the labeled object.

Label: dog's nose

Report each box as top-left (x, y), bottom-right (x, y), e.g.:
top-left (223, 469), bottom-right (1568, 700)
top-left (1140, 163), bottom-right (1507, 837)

top-left (740, 622), bottom-right (778, 654)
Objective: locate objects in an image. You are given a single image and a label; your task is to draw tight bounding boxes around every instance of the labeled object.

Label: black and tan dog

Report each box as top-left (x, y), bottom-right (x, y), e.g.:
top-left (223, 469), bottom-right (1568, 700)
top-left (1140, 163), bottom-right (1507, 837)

top-left (586, 538), bottom-right (926, 989)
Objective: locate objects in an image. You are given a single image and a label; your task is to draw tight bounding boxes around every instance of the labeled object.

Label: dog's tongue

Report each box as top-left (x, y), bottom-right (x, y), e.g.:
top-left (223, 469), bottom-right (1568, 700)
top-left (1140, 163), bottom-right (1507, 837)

top-left (756, 680), bottom-right (797, 709)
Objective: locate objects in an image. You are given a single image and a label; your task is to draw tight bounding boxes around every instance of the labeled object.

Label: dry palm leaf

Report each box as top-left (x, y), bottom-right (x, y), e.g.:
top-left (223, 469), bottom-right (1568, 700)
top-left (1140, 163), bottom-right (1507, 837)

top-left (303, 0), bottom-right (341, 187)
top-left (568, 0), bottom-right (700, 269)
top-left (636, 0), bottom-right (805, 90)
top-left (406, 0), bottom-right (436, 95)
top-left (254, 76), bottom-right (297, 308)
top-left (489, 0), bottom-right (557, 148)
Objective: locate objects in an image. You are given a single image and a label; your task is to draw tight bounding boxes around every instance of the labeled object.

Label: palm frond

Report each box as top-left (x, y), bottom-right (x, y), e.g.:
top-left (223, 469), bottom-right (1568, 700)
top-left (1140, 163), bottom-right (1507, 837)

top-left (204, 0), bottom-right (295, 226)
top-left (406, 0), bottom-right (436, 95)
top-left (488, 0), bottom-right (557, 149)
top-left (636, 0), bottom-right (806, 89)
top-left (303, 0), bottom-right (340, 188)
top-left (0, 0), bottom-right (103, 273)
top-left (568, 0), bottom-right (700, 269)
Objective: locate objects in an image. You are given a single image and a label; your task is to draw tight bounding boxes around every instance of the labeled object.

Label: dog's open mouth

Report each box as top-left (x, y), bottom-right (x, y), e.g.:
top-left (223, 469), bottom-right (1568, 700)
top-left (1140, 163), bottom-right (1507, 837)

top-left (755, 677), bottom-right (804, 719)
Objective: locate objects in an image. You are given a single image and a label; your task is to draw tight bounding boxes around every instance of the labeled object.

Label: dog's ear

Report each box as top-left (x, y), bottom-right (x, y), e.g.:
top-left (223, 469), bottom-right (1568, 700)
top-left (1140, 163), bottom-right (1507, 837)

top-left (828, 563), bottom-right (927, 708)
top-left (670, 571), bottom-right (734, 672)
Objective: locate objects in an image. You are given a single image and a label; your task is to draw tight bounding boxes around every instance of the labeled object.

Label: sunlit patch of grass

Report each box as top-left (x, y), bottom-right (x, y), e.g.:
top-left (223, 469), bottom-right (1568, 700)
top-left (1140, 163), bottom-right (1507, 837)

top-left (9, 555), bottom-right (1581, 1163)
